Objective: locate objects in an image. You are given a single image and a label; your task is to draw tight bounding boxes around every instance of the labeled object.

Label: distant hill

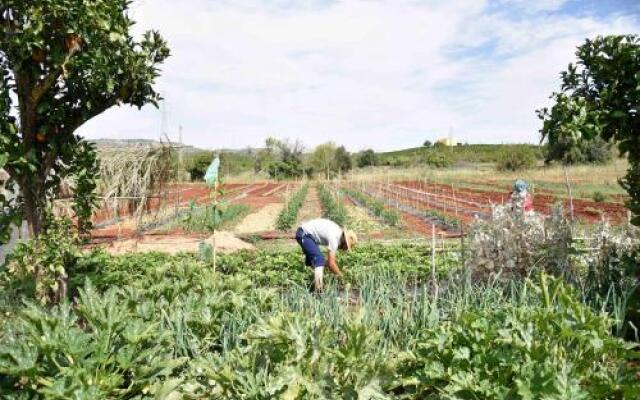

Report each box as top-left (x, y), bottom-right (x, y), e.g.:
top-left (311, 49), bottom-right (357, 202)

top-left (91, 138), bottom-right (205, 155)
top-left (375, 144), bottom-right (543, 167)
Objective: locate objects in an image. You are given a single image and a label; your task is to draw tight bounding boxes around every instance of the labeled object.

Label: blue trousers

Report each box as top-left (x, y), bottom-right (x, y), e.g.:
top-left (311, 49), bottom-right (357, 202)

top-left (295, 227), bottom-right (325, 268)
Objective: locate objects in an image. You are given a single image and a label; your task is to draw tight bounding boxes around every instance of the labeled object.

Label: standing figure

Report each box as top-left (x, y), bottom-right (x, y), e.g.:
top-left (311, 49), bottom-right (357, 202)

top-left (295, 218), bottom-right (357, 291)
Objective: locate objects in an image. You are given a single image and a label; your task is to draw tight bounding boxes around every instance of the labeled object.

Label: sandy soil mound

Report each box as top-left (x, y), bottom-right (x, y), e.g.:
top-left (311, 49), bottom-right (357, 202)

top-left (103, 231), bottom-right (255, 255)
top-left (203, 231), bottom-right (256, 252)
top-left (234, 203), bottom-right (284, 233)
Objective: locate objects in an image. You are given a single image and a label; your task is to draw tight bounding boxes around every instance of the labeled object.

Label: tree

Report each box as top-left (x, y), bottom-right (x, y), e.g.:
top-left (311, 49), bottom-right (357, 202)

top-left (310, 142), bottom-right (337, 180)
top-left (423, 140), bottom-right (432, 147)
top-left (357, 149), bottom-right (377, 168)
top-left (544, 135), bottom-right (613, 165)
top-left (538, 35), bottom-right (639, 224)
top-left (334, 145), bottom-right (352, 174)
top-left (0, 1), bottom-right (170, 238)
top-left (262, 137), bottom-right (304, 179)
top-left (187, 151), bottom-right (214, 181)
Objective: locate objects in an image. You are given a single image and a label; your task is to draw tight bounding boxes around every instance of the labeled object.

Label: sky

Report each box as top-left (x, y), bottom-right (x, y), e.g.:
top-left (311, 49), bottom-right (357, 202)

top-left (77, 0), bottom-right (640, 152)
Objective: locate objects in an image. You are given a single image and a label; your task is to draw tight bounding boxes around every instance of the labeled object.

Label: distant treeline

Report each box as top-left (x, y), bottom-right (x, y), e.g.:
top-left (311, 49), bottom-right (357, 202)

top-left (182, 143), bottom-right (549, 180)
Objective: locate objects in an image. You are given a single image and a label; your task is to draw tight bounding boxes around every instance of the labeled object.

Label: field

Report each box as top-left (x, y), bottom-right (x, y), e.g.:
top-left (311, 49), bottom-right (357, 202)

top-left (2, 165), bottom-right (640, 398)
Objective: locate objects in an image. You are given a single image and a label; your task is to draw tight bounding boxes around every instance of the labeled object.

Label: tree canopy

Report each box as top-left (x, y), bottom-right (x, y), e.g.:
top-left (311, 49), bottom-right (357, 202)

top-left (538, 35), bottom-right (639, 224)
top-left (0, 0), bottom-right (170, 238)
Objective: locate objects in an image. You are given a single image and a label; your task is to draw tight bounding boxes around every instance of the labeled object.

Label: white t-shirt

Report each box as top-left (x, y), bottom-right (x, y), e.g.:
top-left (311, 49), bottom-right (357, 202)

top-left (300, 218), bottom-right (343, 252)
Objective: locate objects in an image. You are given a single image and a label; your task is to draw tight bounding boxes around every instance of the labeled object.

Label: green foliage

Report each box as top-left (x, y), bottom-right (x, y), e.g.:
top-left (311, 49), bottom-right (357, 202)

top-left (2, 218), bottom-right (80, 305)
top-left (317, 184), bottom-right (349, 226)
top-left (424, 209), bottom-right (460, 228)
top-left (178, 202), bottom-right (249, 233)
top-left (185, 151), bottom-right (212, 181)
top-left (260, 138), bottom-right (306, 179)
top-left (276, 183), bottom-right (309, 231)
top-left (0, 0), bottom-right (170, 236)
top-left (398, 275), bottom-right (639, 398)
top-left (0, 244), bottom-right (637, 398)
top-left (545, 135), bottom-right (613, 165)
top-left (310, 142), bottom-right (337, 179)
top-left (357, 149), bottom-right (377, 168)
top-left (496, 146), bottom-right (538, 171)
top-left (186, 151), bottom-right (253, 180)
top-left (423, 149), bottom-right (452, 168)
top-left (592, 191), bottom-right (607, 203)
top-left (342, 188), bottom-right (401, 226)
top-left (423, 140), bottom-right (432, 147)
top-left (538, 35), bottom-right (640, 225)
top-left (334, 145), bottom-right (352, 174)
top-left (377, 144), bottom-right (543, 167)
top-left (68, 141), bottom-right (99, 234)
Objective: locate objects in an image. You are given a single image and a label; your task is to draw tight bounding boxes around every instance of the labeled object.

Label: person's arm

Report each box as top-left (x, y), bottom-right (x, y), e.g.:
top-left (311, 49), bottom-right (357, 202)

top-left (326, 251), bottom-right (343, 277)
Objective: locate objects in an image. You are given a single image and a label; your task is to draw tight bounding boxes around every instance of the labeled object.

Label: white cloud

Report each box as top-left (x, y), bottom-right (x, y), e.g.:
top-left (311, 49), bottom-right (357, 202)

top-left (77, 0), bottom-right (639, 151)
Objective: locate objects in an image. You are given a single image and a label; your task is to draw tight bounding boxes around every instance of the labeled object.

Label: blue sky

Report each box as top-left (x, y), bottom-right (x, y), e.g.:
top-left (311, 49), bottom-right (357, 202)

top-left (78, 0), bottom-right (639, 151)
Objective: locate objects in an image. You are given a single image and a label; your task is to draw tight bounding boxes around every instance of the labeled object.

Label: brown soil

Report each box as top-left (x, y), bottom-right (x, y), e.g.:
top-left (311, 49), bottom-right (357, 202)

top-left (98, 230), bottom-right (254, 255)
top-left (344, 187), bottom-right (456, 237)
top-left (235, 203), bottom-right (284, 233)
top-left (296, 186), bottom-right (322, 224)
top-left (395, 180), bottom-right (629, 225)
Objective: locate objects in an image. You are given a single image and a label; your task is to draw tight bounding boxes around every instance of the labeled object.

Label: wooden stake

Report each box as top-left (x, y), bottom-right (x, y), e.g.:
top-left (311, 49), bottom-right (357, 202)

top-left (432, 224), bottom-right (439, 298)
top-left (563, 165), bottom-right (574, 223)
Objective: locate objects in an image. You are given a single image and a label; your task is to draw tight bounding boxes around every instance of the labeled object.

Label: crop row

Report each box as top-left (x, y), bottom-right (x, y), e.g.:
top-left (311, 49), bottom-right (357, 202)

top-left (342, 187), bottom-right (402, 226)
top-left (317, 184), bottom-right (349, 226)
top-left (276, 183), bottom-right (309, 231)
top-left (424, 209), bottom-right (461, 229)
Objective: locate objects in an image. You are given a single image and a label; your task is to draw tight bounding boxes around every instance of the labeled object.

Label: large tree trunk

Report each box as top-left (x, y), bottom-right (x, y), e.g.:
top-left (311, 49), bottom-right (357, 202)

top-left (22, 188), bottom-right (43, 236)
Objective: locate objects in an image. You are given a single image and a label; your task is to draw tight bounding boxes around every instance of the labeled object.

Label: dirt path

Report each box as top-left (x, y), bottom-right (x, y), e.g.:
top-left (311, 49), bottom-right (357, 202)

top-left (296, 186), bottom-right (322, 224)
top-left (234, 203), bottom-right (284, 233)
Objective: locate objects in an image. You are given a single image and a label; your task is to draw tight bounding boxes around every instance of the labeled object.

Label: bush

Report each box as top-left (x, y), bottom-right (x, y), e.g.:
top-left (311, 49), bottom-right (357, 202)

top-left (545, 136), bottom-right (613, 165)
top-left (592, 191), bottom-right (607, 203)
top-left (357, 149), bottom-right (377, 168)
top-left (465, 205), bottom-right (574, 281)
top-left (423, 150), bottom-right (452, 168)
top-left (496, 147), bottom-right (538, 171)
top-left (2, 218), bottom-right (81, 305)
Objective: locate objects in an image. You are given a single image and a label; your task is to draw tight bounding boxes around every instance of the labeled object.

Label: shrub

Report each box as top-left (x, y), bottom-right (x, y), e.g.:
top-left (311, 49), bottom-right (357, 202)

top-left (496, 147), bottom-right (538, 171)
top-left (592, 191), bottom-right (607, 203)
top-left (2, 218), bottom-right (81, 305)
top-left (357, 149), bottom-right (377, 168)
top-left (465, 205), bottom-right (575, 281)
top-left (423, 150), bottom-right (452, 168)
top-left (545, 136), bottom-right (613, 165)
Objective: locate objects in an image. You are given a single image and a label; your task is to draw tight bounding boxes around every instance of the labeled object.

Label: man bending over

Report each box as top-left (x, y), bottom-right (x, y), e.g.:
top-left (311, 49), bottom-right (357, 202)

top-left (295, 218), bottom-right (357, 291)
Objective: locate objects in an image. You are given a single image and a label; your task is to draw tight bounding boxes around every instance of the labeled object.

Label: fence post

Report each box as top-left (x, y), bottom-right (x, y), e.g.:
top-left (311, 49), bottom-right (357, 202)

top-left (432, 224), bottom-right (439, 298)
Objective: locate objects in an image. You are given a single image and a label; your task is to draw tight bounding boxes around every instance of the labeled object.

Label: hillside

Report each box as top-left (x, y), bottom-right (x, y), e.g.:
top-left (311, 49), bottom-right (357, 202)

top-left (375, 144), bottom-right (543, 167)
